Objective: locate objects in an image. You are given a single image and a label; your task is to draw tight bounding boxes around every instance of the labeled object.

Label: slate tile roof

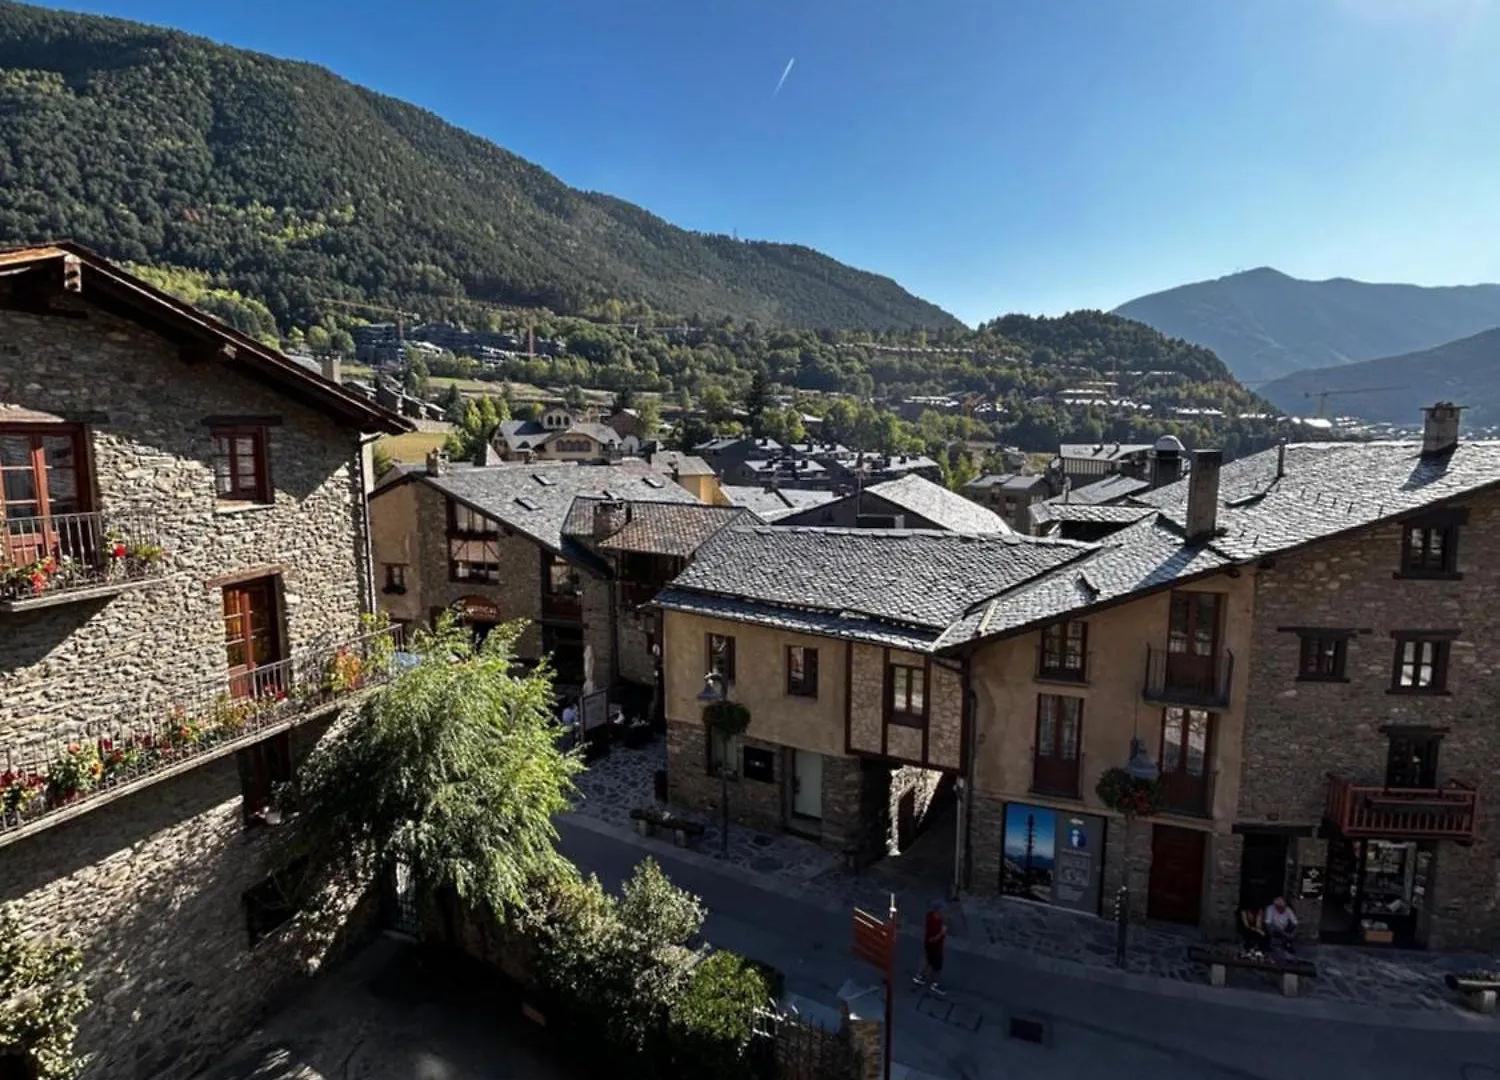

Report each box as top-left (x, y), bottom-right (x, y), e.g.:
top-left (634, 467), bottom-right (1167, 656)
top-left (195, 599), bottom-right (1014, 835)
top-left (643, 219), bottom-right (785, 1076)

top-left (1130, 440), bottom-right (1500, 562)
top-left (1050, 473), bottom-right (1150, 505)
top-left (863, 474), bottom-right (1012, 533)
top-left (720, 485), bottom-right (840, 522)
top-left (652, 589), bottom-right (942, 652)
top-left (645, 452), bottom-right (715, 477)
top-left (403, 461), bottom-right (697, 554)
top-left (1059, 443), bottom-right (1152, 463)
top-left (545, 422), bottom-right (621, 446)
top-left (562, 499), bottom-right (751, 558)
top-left (660, 526), bottom-right (1092, 644)
top-left (1029, 502), bottom-right (1156, 528)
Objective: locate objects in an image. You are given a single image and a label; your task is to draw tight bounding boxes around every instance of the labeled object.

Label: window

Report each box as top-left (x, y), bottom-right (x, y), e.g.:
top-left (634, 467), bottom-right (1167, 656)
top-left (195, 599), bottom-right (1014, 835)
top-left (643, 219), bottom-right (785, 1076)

top-left (1391, 635), bottom-right (1451, 693)
top-left (211, 426), bottom-right (270, 502)
top-left (742, 746), bottom-right (775, 783)
top-left (1160, 707), bottom-right (1213, 815)
top-left (1400, 523), bottom-right (1459, 578)
top-left (544, 553), bottom-right (581, 597)
top-left (786, 645), bottom-right (819, 697)
top-left (1384, 732), bottom-right (1441, 790)
top-left (383, 563), bottom-right (407, 594)
top-left (706, 633), bottom-right (736, 681)
top-left (1297, 634), bottom-right (1348, 681)
top-left (242, 857), bottom-right (307, 948)
top-left (1032, 695), bottom-right (1082, 797)
top-left (887, 663), bottom-right (926, 726)
top-left (238, 732), bottom-right (293, 826)
top-left (707, 728), bottom-right (737, 777)
top-left (1039, 620), bottom-right (1087, 680)
top-left (449, 538), bottom-right (501, 582)
top-left (0, 425), bottom-right (91, 569)
top-left (223, 578), bottom-right (281, 698)
top-left (450, 502), bottom-right (500, 535)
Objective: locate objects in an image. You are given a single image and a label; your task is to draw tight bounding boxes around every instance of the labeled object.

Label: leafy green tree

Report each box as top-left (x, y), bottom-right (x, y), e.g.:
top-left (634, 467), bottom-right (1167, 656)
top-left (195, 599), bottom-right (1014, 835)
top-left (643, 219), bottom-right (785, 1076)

top-left (699, 385), bottom-right (733, 424)
top-left (287, 617), bottom-right (580, 914)
top-left (329, 328), bottom-right (356, 356)
top-left (440, 383), bottom-right (465, 424)
top-left (0, 907), bottom-right (89, 1080)
top-left (564, 384), bottom-right (587, 412)
top-left (371, 442), bottom-right (395, 480)
top-left (612, 386), bottom-right (637, 413)
top-left (744, 366), bottom-right (773, 435)
top-left (403, 356), bottom-right (430, 397)
top-left (759, 407), bottom-right (805, 446)
top-left (305, 325), bottom-right (332, 355)
top-left (636, 398), bottom-right (662, 438)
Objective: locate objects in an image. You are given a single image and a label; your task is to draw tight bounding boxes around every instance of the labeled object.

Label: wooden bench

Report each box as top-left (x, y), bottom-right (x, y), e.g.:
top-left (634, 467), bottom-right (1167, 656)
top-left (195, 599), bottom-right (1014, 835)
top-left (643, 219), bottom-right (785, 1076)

top-left (629, 807), bottom-right (705, 848)
top-left (1444, 972), bottom-right (1500, 1014)
top-left (1188, 945), bottom-right (1317, 998)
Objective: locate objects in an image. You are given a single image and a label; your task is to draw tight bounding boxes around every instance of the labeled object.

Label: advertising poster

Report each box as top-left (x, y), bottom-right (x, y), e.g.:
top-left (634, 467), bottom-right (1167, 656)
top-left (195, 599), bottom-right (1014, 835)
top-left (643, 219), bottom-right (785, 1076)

top-left (1001, 802), bottom-right (1105, 915)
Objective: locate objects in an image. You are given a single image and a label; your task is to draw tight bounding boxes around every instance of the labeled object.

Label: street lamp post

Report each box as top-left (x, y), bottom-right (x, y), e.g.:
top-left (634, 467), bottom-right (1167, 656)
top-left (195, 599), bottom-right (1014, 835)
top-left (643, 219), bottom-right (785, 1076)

top-left (698, 672), bottom-right (733, 856)
top-left (1115, 734), bottom-right (1159, 965)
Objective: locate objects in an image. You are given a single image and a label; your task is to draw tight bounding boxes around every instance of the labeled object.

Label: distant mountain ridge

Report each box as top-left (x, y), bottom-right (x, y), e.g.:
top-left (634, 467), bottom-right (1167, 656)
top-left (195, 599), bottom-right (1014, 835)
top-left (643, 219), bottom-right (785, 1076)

top-left (1114, 267), bottom-right (1500, 384)
top-left (1259, 327), bottom-right (1500, 429)
top-left (0, 1), bottom-right (961, 331)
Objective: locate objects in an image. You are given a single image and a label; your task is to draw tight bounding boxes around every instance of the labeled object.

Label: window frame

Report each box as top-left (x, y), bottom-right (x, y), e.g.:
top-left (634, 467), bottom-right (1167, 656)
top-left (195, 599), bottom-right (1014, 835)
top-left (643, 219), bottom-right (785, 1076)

top-left (238, 731), bottom-right (293, 827)
top-left (1031, 693), bottom-right (1083, 798)
top-left (1389, 634), bottom-right (1452, 694)
top-left (886, 662), bottom-right (927, 728)
top-left (0, 423), bottom-right (93, 522)
top-left (1297, 633), bottom-right (1349, 682)
top-left (382, 563), bottom-right (408, 594)
top-left (1398, 521), bottom-right (1461, 579)
top-left (210, 425), bottom-right (271, 503)
top-left (786, 644), bottom-right (819, 698)
top-left (706, 632), bottom-right (736, 682)
top-left (1384, 732), bottom-right (1442, 790)
top-left (1038, 619), bottom-right (1088, 681)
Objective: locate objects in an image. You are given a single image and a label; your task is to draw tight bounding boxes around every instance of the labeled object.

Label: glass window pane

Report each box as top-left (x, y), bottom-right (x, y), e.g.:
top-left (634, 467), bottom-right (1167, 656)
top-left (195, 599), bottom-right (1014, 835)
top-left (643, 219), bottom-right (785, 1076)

top-left (235, 436), bottom-right (256, 458)
top-left (1037, 706), bottom-right (1055, 757)
top-left (226, 642), bottom-right (247, 670)
top-left (0, 435), bottom-right (31, 467)
top-left (910, 670), bottom-right (925, 714)
top-left (1186, 713), bottom-right (1208, 775)
top-left (1060, 714), bottom-right (1079, 760)
top-left (3, 467), bottom-right (38, 506)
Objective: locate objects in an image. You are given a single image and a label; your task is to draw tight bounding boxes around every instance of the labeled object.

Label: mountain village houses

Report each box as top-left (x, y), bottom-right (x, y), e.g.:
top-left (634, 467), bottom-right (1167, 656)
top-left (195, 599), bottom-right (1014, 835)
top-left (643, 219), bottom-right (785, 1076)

top-left (2, 244), bottom-right (1499, 1080)
top-left (0, 244), bottom-right (409, 1079)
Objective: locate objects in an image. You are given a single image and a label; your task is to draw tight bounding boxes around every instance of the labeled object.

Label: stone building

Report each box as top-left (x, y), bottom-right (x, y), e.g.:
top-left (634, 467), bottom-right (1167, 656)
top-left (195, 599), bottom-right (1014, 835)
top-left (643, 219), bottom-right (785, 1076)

top-left (0, 243), bottom-right (408, 1079)
top-left (777, 473), bottom-right (1011, 533)
top-left (368, 457), bottom-right (732, 701)
top-left (962, 472), bottom-right (1054, 533)
top-left (653, 526), bottom-right (1084, 864)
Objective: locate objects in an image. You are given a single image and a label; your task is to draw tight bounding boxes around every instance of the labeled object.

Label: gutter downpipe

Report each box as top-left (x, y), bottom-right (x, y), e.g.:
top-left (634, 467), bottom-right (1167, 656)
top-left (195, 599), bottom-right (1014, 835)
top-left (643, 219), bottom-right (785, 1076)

top-left (355, 433), bottom-right (380, 617)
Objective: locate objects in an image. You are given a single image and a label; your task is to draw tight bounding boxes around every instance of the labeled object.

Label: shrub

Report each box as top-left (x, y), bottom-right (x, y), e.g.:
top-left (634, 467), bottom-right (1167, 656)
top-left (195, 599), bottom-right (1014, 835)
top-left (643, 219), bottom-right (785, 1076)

top-left (660, 951), bottom-right (771, 1080)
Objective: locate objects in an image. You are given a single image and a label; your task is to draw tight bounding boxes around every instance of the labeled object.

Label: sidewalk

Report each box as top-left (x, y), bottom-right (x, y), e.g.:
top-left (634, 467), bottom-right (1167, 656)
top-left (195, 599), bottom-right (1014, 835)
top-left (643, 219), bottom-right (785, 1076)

top-left (567, 739), bottom-right (1495, 1023)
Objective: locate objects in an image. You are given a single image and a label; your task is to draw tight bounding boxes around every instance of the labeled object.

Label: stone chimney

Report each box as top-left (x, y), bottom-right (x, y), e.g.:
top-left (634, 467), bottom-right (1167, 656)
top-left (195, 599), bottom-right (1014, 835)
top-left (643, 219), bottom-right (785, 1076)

top-left (1422, 402), bottom-right (1462, 456)
top-left (425, 449), bottom-right (449, 477)
top-left (1149, 435), bottom-right (1185, 489)
top-left (321, 355), bottom-right (342, 384)
top-left (1185, 449), bottom-right (1222, 542)
top-left (593, 499), bottom-right (628, 541)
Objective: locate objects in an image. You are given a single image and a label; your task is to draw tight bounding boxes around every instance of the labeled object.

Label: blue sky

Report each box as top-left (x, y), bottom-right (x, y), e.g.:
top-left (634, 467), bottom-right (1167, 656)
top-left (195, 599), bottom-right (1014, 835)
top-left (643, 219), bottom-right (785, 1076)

top-left (34, 0), bottom-right (1500, 323)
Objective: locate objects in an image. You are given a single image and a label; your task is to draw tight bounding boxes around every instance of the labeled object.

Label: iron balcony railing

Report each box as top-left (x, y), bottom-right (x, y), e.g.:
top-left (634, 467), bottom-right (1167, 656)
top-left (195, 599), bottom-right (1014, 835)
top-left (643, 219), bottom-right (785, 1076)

top-left (0, 624), bottom-right (403, 842)
top-left (1142, 646), bottom-right (1234, 708)
top-left (1325, 775), bottom-right (1478, 841)
top-left (0, 509), bottom-right (169, 607)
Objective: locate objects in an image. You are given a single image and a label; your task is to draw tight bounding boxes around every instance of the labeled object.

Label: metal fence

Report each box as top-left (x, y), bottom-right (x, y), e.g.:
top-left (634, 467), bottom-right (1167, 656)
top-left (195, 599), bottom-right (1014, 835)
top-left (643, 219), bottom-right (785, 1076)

top-left (0, 625), bottom-right (403, 836)
top-left (0, 509), bottom-right (168, 602)
top-left (748, 1007), bottom-right (861, 1080)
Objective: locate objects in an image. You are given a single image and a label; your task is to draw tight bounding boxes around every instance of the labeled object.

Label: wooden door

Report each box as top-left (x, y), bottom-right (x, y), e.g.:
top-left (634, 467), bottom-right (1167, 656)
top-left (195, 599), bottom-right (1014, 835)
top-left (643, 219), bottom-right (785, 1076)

top-left (1238, 833), bottom-right (1290, 910)
top-left (1148, 824), bottom-right (1206, 925)
top-left (223, 579), bottom-right (281, 698)
top-left (1166, 591), bottom-right (1222, 692)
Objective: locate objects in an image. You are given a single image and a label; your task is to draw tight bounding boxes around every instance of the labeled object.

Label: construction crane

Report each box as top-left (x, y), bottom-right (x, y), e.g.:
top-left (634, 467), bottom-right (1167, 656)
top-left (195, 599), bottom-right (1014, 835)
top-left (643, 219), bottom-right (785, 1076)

top-left (1305, 386), bottom-right (1406, 419)
top-left (315, 297), bottom-right (420, 344)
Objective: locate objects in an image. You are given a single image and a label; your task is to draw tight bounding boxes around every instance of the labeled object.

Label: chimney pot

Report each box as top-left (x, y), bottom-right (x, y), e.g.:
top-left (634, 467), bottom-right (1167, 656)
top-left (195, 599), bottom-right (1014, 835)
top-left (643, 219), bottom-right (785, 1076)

top-left (593, 499), bottom-right (627, 541)
top-left (425, 449), bottom-right (448, 477)
top-left (321, 355), bottom-right (342, 384)
top-left (1186, 449), bottom-right (1222, 541)
top-left (1421, 402), bottom-right (1462, 456)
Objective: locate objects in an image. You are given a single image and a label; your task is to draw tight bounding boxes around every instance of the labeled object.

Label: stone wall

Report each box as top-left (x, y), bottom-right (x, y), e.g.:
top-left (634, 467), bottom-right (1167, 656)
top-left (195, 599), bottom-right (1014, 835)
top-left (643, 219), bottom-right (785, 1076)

top-left (616, 603), bottom-right (658, 688)
top-left (0, 307), bottom-right (368, 750)
top-left (847, 645), bottom-right (884, 756)
top-left (1240, 491), bottom-right (1500, 949)
top-left (0, 304), bottom-right (381, 1076)
top-left (0, 714), bottom-right (375, 1080)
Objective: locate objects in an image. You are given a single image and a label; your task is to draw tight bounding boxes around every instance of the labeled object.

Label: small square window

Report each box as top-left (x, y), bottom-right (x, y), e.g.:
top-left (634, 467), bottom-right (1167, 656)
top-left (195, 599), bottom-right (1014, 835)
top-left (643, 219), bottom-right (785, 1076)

top-left (1297, 635), bottom-right (1348, 681)
top-left (1390, 635), bottom-right (1451, 693)
top-left (786, 645), bottom-right (819, 698)
top-left (742, 746), bottom-right (775, 783)
top-left (383, 564), bottom-right (408, 594)
top-left (211, 426), bottom-right (270, 502)
top-left (1399, 523), bottom-right (1460, 578)
top-left (887, 663), bottom-right (926, 727)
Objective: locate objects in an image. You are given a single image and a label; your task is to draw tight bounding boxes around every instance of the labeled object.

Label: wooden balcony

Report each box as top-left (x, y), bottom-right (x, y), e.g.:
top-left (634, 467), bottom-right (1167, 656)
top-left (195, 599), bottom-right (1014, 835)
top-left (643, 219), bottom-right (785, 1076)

top-left (1142, 646), bottom-right (1233, 708)
top-left (0, 510), bottom-right (171, 612)
top-left (1325, 775), bottom-right (1478, 842)
top-left (0, 624), bottom-right (404, 848)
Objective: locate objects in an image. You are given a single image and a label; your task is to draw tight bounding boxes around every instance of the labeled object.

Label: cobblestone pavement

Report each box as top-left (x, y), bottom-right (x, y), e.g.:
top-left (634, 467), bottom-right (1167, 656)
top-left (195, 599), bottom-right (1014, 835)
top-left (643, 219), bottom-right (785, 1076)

top-left (564, 734), bottom-right (1496, 1017)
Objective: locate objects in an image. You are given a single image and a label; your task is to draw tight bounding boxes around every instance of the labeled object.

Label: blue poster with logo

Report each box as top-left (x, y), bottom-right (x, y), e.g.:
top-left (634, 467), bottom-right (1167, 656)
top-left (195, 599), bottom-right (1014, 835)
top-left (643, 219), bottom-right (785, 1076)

top-left (1002, 802), bottom-right (1105, 914)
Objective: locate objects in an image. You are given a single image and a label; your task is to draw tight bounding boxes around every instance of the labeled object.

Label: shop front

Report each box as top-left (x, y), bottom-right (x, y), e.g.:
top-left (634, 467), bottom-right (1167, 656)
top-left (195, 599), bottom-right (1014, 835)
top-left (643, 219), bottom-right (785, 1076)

top-left (1000, 801), bottom-right (1108, 915)
top-left (1319, 838), bottom-right (1435, 948)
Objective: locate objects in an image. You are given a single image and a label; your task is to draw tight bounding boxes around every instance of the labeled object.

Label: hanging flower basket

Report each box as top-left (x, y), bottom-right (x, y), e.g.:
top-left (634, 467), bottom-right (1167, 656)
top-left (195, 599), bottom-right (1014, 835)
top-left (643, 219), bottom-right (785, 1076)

top-left (703, 700), bottom-right (751, 737)
top-left (1096, 766), bottom-right (1162, 818)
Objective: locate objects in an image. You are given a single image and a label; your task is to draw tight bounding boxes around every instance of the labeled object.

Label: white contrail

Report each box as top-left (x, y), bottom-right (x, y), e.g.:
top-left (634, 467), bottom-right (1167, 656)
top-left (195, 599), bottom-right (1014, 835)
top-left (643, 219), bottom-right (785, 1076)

top-left (773, 57), bottom-right (796, 97)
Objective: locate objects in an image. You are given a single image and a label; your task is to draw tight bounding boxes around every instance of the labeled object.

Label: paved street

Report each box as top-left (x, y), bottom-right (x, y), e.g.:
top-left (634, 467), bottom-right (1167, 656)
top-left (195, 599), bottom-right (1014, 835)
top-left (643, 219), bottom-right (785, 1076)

top-left (557, 814), bottom-right (1500, 1080)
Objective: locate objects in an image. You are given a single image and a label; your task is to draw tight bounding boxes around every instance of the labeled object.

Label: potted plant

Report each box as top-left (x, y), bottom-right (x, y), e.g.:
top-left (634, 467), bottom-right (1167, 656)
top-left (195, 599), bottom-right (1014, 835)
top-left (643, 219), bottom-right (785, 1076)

top-left (2, 769), bottom-right (47, 818)
top-left (47, 743), bottom-right (103, 803)
top-left (703, 700), bottom-right (751, 738)
top-left (324, 648), bottom-right (365, 695)
top-left (97, 739), bottom-right (143, 785)
top-left (1096, 766), bottom-right (1162, 818)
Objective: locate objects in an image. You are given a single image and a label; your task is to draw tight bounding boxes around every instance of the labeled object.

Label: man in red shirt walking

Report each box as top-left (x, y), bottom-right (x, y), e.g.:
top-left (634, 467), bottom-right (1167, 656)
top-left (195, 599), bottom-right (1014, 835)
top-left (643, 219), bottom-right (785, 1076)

top-left (913, 900), bottom-right (947, 994)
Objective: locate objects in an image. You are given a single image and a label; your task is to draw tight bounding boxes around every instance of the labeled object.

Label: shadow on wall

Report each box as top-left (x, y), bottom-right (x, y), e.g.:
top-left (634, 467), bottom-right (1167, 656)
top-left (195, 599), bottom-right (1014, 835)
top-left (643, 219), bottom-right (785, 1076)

top-left (1, 719), bottom-right (374, 1080)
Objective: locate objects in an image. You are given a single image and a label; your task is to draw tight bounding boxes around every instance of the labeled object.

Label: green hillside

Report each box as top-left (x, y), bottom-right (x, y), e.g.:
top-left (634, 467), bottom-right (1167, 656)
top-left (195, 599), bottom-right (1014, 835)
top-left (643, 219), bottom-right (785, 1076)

top-left (0, 1), bottom-right (961, 331)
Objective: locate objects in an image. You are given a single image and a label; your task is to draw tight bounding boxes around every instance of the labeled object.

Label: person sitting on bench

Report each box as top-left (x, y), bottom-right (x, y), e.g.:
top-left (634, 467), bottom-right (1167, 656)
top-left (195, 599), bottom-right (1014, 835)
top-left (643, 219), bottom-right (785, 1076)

top-left (1264, 896), bottom-right (1299, 953)
top-left (1238, 905), bottom-right (1268, 956)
